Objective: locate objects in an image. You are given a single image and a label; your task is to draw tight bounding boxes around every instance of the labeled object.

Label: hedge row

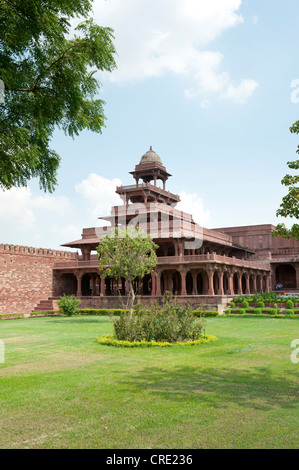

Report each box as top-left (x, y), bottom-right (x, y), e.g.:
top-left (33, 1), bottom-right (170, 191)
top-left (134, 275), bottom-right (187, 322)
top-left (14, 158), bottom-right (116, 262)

top-left (0, 313), bottom-right (25, 320)
top-left (225, 307), bottom-right (299, 318)
top-left (29, 308), bottom-right (219, 317)
top-left (96, 334), bottom-right (217, 348)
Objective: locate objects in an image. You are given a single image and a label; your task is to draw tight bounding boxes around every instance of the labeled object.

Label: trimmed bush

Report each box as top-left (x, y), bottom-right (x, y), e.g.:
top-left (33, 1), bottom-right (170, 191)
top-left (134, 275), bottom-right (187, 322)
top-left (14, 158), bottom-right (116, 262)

top-left (257, 301), bottom-right (265, 308)
top-left (286, 300), bottom-right (294, 309)
top-left (0, 313), bottom-right (25, 320)
top-left (78, 308), bottom-right (127, 316)
top-left (96, 334), bottom-right (217, 348)
top-left (241, 301), bottom-right (249, 308)
top-left (285, 309), bottom-right (294, 315)
top-left (30, 310), bottom-right (62, 317)
top-left (230, 302), bottom-right (235, 308)
top-left (193, 310), bottom-right (219, 318)
top-left (58, 295), bottom-right (81, 316)
top-left (113, 295), bottom-right (207, 343)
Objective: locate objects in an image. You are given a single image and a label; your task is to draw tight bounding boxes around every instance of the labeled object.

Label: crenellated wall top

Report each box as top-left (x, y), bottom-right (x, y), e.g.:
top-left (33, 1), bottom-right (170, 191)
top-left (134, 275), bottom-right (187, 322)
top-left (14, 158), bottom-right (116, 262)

top-left (0, 243), bottom-right (78, 258)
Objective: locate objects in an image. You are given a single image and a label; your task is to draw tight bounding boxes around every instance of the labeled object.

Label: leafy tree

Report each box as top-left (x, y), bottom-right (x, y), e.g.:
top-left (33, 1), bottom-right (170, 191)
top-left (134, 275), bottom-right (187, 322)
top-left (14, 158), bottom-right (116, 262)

top-left (273, 121), bottom-right (299, 239)
top-left (0, 0), bottom-right (116, 192)
top-left (97, 227), bottom-right (159, 318)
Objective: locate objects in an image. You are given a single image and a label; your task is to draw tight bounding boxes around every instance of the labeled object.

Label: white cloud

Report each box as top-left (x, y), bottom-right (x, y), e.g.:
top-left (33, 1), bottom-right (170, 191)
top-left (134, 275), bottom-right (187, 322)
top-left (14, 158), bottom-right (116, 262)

top-left (177, 191), bottom-right (210, 227)
top-left (75, 173), bottom-right (122, 220)
top-left (93, 0), bottom-right (258, 103)
top-left (220, 79), bottom-right (259, 104)
top-left (0, 186), bottom-right (74, 248)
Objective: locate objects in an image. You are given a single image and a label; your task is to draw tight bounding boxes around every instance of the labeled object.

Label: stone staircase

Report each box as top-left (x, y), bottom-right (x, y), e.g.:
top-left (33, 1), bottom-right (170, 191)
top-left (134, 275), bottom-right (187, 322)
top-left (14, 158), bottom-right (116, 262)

top-left (33, 297), bottom-right (59, 312)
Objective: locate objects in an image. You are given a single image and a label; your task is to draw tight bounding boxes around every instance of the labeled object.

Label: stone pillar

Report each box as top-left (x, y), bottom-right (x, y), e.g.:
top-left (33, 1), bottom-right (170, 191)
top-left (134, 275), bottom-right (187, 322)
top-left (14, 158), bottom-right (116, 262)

top-left (295, 267), bottom-right (299, 289)
top-left (151, 273), bottom-right (156, 296)
top-left (180, 270), bottom-right (187, 296)
top-left (237, 273), bottom-right (242, 295)
top-left (156, 272), bottom-right (161, 297)
top-left (76, 272), bottom-right (82, 297)
top-left (228, 272), bottom-right (234, 295)
top-left (207, 269), bottom-right (214, 296)
top-left (218, 271), bottom-right (224, 296)
top-left (266, 275), bottom-right (270, 293)
top-left (100, 277), bottom-right (106, 297)
top-left (245, 273), bottom-right (250, 295)
top-left (253, 276), bottom-right (257, 293)
top-left (192, 272), bottom-right (198, 295)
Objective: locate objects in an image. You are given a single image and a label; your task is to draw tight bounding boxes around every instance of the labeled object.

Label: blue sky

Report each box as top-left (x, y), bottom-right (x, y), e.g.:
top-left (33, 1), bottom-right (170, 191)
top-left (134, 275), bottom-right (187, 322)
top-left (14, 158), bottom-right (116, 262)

top-left (1, 0), bottom-right (299, 250)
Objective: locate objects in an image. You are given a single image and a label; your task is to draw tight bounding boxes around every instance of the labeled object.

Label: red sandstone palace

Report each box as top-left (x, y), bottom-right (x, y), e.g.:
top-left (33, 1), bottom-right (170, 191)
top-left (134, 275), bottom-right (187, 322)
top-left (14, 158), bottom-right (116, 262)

top-left (1, 147), bottom-right (299, 315)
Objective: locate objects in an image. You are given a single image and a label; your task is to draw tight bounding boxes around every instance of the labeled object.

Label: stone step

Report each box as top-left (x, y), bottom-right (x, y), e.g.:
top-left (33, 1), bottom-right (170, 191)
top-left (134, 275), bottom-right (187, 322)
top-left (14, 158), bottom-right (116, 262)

top-left (33, 298), bottom-right (57, 311)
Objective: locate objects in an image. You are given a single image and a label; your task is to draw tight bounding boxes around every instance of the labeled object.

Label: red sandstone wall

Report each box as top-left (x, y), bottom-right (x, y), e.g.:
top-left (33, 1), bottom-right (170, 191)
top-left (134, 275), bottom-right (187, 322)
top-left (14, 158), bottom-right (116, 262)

top-left (214, 224), bottom-right (299, 258)
top-left (0, 244), bottom-right (78, 315)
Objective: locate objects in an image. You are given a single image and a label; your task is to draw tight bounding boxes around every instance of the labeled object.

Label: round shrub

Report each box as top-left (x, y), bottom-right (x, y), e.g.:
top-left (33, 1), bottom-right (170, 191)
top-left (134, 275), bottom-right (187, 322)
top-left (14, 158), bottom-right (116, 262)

top-left (285, 309), bottom-right (294, 315)
top-left (241, 301), bottom-right (249, 308)
top-left (254, 308), bottom-right (262, 315)
top-left (286, 300), bottom-right (294, 309)
top-left (257, 301), bottom-right (265, 308)
top-left (230, 302), bottom-right (235, 308)
top-left (239, 309), bottom-right (246, 315)
top-left (58, 294), bottom-right (81, 316)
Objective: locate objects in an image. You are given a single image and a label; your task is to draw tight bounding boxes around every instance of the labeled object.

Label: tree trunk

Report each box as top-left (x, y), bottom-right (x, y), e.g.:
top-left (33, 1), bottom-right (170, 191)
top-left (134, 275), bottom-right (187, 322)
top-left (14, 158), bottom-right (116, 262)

top-left (129, 280), bottom-right (135, 320)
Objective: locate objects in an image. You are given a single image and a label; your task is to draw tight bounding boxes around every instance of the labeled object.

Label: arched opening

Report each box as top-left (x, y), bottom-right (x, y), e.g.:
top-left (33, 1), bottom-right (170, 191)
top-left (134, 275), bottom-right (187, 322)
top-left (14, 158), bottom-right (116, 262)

top-left (275, 264), bottom-right (296, 289)
top-left (142, 274), bottom-right (152, 295)
top-left (81, 274), bottom-right (91, 296)
top-left (105, 277), bottom-right (113, 296)
top-left (186, 272), bottom-right (193, 295)
top-left (233, 273), bottom-right (239, 295)
top-left (241, 275), bottom-right (247, 295)
top-left (213, 271), bottom-right (219, 294)
top-left (197, 271), bottom-right (208, 295)
top-left (172, 271), bottom-right (181, 295)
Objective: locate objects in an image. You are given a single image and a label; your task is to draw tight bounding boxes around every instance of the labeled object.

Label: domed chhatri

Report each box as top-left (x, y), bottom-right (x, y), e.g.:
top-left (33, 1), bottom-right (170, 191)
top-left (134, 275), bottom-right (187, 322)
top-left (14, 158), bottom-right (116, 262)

top-left (139, 146), bottom-right (163, 165)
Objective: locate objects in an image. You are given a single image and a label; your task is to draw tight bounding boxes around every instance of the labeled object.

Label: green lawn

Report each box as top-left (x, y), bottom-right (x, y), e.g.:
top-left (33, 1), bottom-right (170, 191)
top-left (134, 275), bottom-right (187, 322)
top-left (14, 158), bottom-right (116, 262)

top-left (0, 315), bottom-right (298, 449)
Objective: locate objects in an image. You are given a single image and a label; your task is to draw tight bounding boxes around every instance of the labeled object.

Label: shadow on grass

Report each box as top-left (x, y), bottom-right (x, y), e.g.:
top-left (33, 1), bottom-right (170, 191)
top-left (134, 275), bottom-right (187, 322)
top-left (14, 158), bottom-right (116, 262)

top-left (120, 366), bottom-right (299, 411)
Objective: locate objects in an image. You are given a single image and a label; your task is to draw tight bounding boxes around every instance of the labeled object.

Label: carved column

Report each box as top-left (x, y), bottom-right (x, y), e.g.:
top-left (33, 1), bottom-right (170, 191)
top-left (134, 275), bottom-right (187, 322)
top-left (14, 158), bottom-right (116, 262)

top-left (100, 277), bottom-right (106, 297)
top-left (245, 273), bottom-right (250, 295)
top-left (218, 270), bottom-right (224, 296)
top-left (253, 275), bottom-right (257, 293)
top-left (180, 270), bottom-right (187, 296)
top-left (75, 272), bottom-right (82, 297)
top-left (151, 273), bottom-right (156, 296)
top-left (156, 272), bottom-right (161, 297)
top-left (237, 272), bottom-right (242, 295)
top-left (228, 271), bottom-right (234, 296)
top-left (207, 268), bottom-right (214, 296)
top-left (192, 272), bottom-right (198, 295)
top-left (266, 275), bottom-right (270, 293)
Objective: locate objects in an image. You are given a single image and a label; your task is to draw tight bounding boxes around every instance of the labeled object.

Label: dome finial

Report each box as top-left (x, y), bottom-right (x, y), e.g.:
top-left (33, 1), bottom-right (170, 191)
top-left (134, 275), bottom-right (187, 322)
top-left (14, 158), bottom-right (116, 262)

top-left (139, 146), bottom-right (162, 165)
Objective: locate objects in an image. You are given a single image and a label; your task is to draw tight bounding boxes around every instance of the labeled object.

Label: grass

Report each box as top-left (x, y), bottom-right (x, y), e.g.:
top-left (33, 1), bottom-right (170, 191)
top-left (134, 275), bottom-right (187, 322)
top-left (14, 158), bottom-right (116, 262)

top-left (0, 315), bottom-right (298, 449)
